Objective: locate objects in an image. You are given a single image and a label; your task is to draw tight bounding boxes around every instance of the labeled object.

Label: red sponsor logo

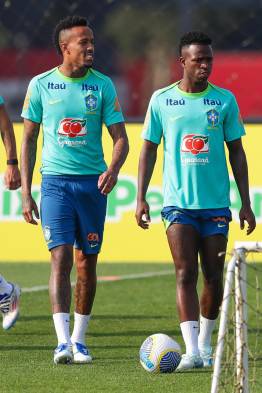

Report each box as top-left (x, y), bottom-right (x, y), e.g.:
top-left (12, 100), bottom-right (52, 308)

top-left (58, 118), bottom-right (87, 138)
top-left (87, 233), bottom-right (100, 242)
top-left (181, 134), bottom-right (209, 155)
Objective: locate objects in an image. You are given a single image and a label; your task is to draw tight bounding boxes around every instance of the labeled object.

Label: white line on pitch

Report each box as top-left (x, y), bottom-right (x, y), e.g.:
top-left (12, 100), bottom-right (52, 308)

top-left (21, 269), bottom-right (174, 293)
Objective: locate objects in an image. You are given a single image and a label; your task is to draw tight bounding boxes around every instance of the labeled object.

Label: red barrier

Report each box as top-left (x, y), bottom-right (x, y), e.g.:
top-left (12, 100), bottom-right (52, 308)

top-left (0, 49), bottom-right (261, 119)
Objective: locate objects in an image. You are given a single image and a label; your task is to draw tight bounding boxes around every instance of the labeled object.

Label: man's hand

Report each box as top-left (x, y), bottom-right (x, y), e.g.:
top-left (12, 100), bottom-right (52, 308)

top-left (135, 200), bottom-right (151, 229)
top-left (4, 165), bottom-right (21, 190)
top-left (98, 169), bottom-right (118, 195)
top-left (22, 194), bottom-right (39, 225)
top-left (239, 205), bottom-right (256, 235)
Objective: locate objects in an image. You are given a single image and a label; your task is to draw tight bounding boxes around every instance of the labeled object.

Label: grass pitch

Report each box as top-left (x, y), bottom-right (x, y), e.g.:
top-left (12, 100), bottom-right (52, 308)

top-left (0, 262), bottom-right (261, 393)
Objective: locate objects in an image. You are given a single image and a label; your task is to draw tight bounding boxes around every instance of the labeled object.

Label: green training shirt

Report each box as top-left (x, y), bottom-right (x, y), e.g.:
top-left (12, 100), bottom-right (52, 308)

top-left (142, 82), bottom-right (245, 209)
top-left (22, 67), bottom-right (124, 175)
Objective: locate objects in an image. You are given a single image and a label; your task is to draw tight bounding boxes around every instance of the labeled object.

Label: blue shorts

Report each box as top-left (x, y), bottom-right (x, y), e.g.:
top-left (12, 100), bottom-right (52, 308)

top-left (161, 206), bottom-right (232, 238)
top-left (40, 175), bottom-right (107, 254)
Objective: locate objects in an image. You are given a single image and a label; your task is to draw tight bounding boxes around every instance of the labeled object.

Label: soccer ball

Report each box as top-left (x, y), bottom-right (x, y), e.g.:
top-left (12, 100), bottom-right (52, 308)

top-left (139, 333), bottom-right (181, 373)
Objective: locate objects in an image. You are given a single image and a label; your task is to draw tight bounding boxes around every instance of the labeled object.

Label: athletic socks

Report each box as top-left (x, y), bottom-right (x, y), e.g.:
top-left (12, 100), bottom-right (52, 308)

top-left (71, 312), bottom-right (91, 345)
top-left (53, 313), bottom-right (71, 345)
top-left (180, 320), bottom-right (200, 356)
top-left (0, 275), bottom-right (13, 295)
top-left (198, 315), bottom-right (216, 350)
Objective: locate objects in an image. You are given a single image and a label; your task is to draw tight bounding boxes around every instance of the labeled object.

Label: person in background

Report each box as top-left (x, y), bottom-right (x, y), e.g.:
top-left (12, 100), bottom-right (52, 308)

top-left (0, 95), bottom-right (21, 330)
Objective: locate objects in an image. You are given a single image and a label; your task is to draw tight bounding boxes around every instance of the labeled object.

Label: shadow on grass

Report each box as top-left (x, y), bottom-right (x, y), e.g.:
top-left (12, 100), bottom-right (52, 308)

top-left (0, 345), bottom-right (54, 351)
top-left (19, 314), bottom-right (175, 322)
top-left (92, 315), bottom-right (172, 320)
top-left (0, 344), bottom-right (141, 352)
top-left (19, 315), bottom-right (51, 322)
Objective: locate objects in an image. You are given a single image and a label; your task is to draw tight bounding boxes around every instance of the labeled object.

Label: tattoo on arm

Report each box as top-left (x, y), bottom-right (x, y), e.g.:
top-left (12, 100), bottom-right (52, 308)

top-left (28, 130), bottom-right (38, 174)
top-left (107, 122), bottom-right (129, 173)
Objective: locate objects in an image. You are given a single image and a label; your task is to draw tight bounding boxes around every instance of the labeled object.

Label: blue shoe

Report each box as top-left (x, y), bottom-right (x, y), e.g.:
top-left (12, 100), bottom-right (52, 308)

top-left (0, 283), bottom-right (21, 330)
top-left (200, 346), bottom-right (213, 367)
top-left (176, 354), bottom-right (204, 371)
top-left (54, 343), bottom-right (73, 364)
top-left (72, 342), bottom-right (92, 364)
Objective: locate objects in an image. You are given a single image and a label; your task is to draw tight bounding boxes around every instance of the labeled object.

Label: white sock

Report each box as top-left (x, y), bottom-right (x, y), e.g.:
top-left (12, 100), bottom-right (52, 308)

top-left (0, 275), bottom-right (13, 295)
top-left (198, 315), bottom-right (216, 350)
top-left (53, 313), bottom-right (71, 345)
top-left (180, 321), bottom-right (199, 356)
top-left (71, 312), bottom-right (91, 345)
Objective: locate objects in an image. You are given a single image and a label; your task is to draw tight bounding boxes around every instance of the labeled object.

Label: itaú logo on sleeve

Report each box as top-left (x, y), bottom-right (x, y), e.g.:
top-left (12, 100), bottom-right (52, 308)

top-left (181, 134), bottom-right (209, 155)
top-left (58, 118), bottom-right (87, 138)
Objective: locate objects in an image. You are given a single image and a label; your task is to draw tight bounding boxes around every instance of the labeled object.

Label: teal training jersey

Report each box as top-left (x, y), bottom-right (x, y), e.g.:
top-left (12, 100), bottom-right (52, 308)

top-left (0, 96), bottom-right (4, 105)
top-left (21, 67), bottom-right (124, 175)
top-left (142, 82), bottom-right (245, 209)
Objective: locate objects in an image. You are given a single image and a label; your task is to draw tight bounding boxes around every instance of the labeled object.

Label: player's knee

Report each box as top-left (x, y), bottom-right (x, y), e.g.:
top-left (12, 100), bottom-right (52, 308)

top-left (204, 272), bottom-right (223, 288)
top-left (176, 266), bottom-right (198, 287)
top-left (51, 246), bottom-right (73, 274)
top-left (76, 258), bottom-right (97, 281)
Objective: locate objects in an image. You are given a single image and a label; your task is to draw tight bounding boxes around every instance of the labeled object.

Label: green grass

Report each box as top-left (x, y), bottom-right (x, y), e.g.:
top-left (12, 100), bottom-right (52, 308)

top-left (0, 262), bottom-right (261, 393)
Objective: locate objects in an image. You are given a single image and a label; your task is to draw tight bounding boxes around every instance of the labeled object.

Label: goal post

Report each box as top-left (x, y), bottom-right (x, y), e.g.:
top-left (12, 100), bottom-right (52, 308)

top-left (211, 241), bottom-right (262, 393)
top-left (235, 248), bottom-right (248, 393)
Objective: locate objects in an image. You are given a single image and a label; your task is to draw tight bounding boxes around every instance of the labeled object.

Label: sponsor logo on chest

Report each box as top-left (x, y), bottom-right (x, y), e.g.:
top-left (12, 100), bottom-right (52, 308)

top-left (82, 84), bottom-right (99, 91)
top-left (57, 118), bottom-right (88, 148)
top-left (207, 109), bottom-right (220, 127)
top-left (58, 118), bottom-right (87, 138)
top-left (85, 94), bottom-right (98, 111)
top-left (203, 98), bottom-right (221, 106)
top-left (48, 82), bottom-right (66, 90)
top-left (166, 98), bottom-right (185, 106)
top-left (181, 134), bottom-right (209, 155)
top-left (181, 134), bottom-right (209, 165)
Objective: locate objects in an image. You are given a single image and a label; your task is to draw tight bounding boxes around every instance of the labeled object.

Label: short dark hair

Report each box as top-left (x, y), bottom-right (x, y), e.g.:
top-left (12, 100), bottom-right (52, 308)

top-left (179, 31), bottom-right (212, 55)
top-left (53, 15), bottom-right (89, 55)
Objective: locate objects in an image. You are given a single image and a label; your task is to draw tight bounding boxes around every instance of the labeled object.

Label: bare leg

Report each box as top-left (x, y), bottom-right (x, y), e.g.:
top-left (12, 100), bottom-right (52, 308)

top-left (199, 235), bottom-right (227, 319)
top-left (166, 224), bottom-right (200, 322)
top-left (74, 249), bottom-right (98, 315)
top-left (49, 245), bottom-right (73, 314)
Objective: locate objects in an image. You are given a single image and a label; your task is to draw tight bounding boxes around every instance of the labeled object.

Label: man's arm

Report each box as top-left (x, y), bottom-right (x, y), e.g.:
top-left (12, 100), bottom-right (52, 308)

top-left (226, 138), bottom-right (256, 235)
top-left (136, 140), bottom-right (158, 229)
top-left (0, 104), bottom-right (21, 190)
top-left (98, 122), bottom-right (129, 195)
top-left (21, 118), bottom-right (40, 225)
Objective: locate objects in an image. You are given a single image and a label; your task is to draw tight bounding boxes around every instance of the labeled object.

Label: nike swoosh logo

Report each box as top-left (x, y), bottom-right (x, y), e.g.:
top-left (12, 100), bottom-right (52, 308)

top-left (218, 224), bottom-right (227, 228)
top-left (48, 99), bottom-right (62, 105)
top-left (90, 243), bottom-right (98, 248)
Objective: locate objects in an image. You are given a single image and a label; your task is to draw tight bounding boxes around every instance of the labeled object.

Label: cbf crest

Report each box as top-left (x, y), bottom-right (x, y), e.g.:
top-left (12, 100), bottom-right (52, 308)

top-left (207, 109), bottom-right (219, 128)
top-left (85, 94), bottom-right (98, 111)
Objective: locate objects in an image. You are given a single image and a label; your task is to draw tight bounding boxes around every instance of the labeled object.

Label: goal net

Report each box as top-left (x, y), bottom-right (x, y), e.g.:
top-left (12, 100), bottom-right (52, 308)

top-left (211, 242), bottom-right (262, 393)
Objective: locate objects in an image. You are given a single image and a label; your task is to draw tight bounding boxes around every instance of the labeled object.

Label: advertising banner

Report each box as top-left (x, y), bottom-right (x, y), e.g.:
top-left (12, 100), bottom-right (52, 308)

top-left (0, 124), bottom-right (261, 262)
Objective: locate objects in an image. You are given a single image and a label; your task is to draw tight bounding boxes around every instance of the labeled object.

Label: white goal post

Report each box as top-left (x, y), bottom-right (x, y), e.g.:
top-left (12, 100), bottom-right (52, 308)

top-left (211, 241), bottom-right (262, 393)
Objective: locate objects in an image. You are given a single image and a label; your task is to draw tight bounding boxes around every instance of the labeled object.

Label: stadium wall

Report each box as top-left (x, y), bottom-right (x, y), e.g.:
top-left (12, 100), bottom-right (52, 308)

top-left (0, 123), bottom-right (261, 262)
